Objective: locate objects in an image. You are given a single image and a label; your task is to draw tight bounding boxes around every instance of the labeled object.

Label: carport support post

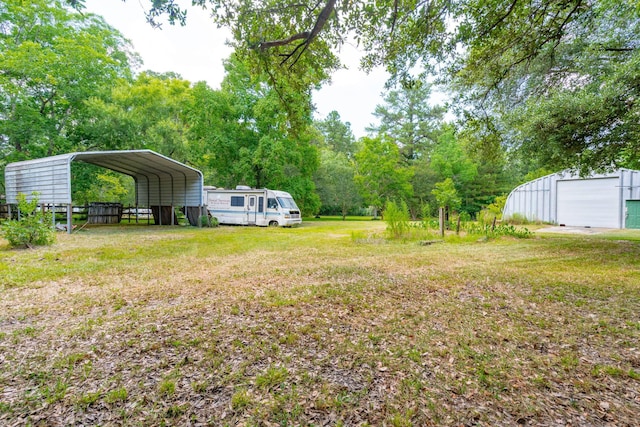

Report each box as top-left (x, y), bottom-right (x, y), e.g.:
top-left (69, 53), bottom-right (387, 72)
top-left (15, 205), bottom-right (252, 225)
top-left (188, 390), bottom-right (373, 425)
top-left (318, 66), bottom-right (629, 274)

top-left (67, 203), bottom-right (73, 234)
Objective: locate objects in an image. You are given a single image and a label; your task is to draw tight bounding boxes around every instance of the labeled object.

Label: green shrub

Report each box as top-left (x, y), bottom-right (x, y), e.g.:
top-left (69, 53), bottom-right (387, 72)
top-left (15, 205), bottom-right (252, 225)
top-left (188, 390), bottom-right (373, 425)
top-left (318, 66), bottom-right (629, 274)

top-left (477, 209), bottom-right (497, 226)
top-left (486, 195), bottom-right (507, 217)
top-left (1, 193), bottom-right (55, 249)
top-left (420, 202), bottom-right (431, 222)
top-left (504, 213), bottom-right (530, 225)
top-left (385, 200), bottom-right (410, 239)
top-left (199, 214), bottom-right (218, 227)
top-left (458, 211), bottom-right (471, 223)
top-left (463, 222), bottom-right (532, 239)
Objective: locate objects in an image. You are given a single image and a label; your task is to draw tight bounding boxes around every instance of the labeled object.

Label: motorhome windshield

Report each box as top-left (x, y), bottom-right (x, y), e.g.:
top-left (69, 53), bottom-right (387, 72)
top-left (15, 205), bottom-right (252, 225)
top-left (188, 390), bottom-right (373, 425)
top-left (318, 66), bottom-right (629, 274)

top-left (277, 197), bottom-right (298, 210)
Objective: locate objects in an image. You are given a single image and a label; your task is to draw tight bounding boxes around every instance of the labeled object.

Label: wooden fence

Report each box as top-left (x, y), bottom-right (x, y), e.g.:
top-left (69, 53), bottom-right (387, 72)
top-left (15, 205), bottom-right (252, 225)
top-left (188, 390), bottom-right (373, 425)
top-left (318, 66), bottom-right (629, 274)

top-left (0, 203), bottom-right (196, 226)
top-left (0, 203), bottom-right (10, 219)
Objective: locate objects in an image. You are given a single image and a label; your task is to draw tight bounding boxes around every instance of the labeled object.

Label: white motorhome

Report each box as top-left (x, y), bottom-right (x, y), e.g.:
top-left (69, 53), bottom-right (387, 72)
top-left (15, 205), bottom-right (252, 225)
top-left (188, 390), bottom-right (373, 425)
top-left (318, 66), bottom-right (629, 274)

top-left (204, 186), bottom-right (302, 227)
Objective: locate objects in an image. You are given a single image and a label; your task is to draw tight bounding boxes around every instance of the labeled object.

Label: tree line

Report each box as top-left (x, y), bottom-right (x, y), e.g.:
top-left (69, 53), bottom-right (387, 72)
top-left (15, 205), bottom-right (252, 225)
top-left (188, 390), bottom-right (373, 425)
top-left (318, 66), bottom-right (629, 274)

top-left (3, 0), bottom-right (638, 219)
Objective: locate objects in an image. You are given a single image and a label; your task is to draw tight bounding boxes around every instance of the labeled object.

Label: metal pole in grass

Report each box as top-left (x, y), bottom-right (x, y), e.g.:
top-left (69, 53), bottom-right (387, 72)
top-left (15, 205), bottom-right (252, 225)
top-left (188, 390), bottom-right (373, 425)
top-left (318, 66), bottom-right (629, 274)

top-left (67, 203), bottom-right (72, 234)
top-left (439, 207), bottom-right (445, 238)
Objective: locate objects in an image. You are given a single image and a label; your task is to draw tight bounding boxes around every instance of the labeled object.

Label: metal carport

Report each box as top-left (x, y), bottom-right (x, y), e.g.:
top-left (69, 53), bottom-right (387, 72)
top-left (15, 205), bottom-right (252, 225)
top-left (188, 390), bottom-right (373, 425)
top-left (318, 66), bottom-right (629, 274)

top-left (4, 150), bottom-right (204, 233)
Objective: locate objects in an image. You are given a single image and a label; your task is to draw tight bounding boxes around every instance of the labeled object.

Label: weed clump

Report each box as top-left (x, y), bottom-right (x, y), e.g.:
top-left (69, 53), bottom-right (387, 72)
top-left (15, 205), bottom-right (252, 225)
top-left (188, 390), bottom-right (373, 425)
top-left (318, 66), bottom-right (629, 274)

top-left (463, 223), bottom-right (532, 239)
top-left (384, 200), bottom-right (410, 239)
top-left (1, 193), bottom-right (55, 249)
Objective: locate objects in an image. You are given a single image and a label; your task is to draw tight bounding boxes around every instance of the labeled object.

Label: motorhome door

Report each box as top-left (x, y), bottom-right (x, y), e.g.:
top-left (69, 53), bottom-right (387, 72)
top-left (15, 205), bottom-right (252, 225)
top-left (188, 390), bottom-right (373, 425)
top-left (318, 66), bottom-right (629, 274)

top-left (247, 195), bottom-right (257, 225)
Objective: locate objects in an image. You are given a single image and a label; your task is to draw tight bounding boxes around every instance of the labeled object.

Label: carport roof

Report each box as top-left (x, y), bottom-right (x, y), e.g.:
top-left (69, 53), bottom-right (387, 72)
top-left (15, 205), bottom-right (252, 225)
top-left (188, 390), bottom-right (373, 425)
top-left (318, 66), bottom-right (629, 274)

top-left (4, 150), bottom-right (203, 206)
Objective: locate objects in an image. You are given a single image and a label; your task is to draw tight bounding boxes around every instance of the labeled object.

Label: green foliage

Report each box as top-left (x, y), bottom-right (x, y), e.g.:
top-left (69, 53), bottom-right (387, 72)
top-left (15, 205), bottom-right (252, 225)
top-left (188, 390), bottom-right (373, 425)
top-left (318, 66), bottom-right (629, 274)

top-left (457, 211), bottom-right (471, 223)
top-left (504, 213), bottom-right (531, 226)
top-left (0, 0), bottom-right (132, 163)
top-left (477, 209), bottom-right (496, 227)
top-left (473, 1), bottom-right (640, 171)
top-left (81, 72), bottom-right (192, 159)
top-left (354, 136), bottom-right (413, 214)
top-left (117, 0), bottom-right (640, 171)
top-left (231, 388), bottom-right (252, 411)
top-left (486, 195), bottom-right (506, 217)
top-left (430, 127), bottom-right (477, 186)
top-left (463, 223), bottom-right (532, 239)
top-left (158, 378), bottom-right (176, 396)
top-left (315, 111), bottom-right (358, 158)
top-left (104, 387), bottom-right (128, 404)
top-left (477, 195), bottom-right (506, 225)
top-left (72, 164), bottom-right (135, 205)
top-left (1, 194), bottom-right (55, 249)
top-left (255, 366), bottom-right (288, 390)
top-left (384, 200), bottom-right (410, 239)
top-left (431, 178), bottom-right (460, 211)
top-left (314, 149), bottom-right (361, 219)
top-left (184, 56), bottom-right (320, 215)
top-left (199, 215), bottom-right (218, 228)
top-left (368, 80), bottom-right (446, 162)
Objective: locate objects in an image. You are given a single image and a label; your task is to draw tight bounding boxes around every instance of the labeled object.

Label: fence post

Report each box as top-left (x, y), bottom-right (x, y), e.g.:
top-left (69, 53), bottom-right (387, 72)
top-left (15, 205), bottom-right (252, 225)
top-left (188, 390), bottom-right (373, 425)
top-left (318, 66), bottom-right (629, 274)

top-left (67, 203), bottom-right (73, 234)
top-left (439, 207), bottom-right (445, 237)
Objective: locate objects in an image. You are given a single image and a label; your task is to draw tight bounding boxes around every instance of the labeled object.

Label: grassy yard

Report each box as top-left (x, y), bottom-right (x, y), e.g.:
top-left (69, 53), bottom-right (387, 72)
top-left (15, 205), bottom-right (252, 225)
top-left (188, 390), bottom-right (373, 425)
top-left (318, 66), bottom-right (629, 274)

top-left (1, 220), bottom-right (639, 426)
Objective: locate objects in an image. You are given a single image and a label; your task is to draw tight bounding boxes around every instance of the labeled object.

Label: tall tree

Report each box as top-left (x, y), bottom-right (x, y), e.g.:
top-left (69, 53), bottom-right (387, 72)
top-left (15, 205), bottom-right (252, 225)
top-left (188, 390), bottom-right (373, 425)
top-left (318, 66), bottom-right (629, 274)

top-left (457, 0), bottom-right (640, 171)
top-left (314, 149), bottom-right (361, 219)
top-left (368, 79), bottom-right (446, 162)
top-left (79, 72), bottom-right (193, 160)
top-left (430, 127), bottom-right (477, 189)
top-left (426, 126), bottom-right (478, 214)
top-left (185, 56), bottom-right (321, 215)
top-left (458, 117), bottom-right (519, 214)
top-left (0, 0), bottom-right (133, 163)
top-left (315, 111), bottom-right (357, 158)
top-left (106, 0), bottom-right (637, 171)
top-left (354, 136), bottom-right (413, 216)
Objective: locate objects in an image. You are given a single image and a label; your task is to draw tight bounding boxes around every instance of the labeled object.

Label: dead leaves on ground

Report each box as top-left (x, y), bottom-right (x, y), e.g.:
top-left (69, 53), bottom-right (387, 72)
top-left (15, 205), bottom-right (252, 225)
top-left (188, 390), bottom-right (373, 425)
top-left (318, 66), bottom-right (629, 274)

top-left (1, 226), bottom-right (639, 426)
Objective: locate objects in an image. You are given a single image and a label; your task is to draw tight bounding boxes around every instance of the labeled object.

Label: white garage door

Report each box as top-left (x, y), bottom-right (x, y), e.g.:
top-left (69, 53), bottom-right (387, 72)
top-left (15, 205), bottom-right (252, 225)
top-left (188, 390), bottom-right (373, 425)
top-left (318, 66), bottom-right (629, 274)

top-left (557, 178), bottom-right (620, 228)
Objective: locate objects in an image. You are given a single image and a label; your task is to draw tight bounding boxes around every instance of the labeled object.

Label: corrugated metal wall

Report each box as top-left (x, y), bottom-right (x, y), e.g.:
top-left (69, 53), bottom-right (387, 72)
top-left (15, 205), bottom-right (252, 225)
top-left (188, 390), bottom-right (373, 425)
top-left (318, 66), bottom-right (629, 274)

top-left (4, 155), bottom-right (72, 204)
top-left (133, 172), bottom-right (202, 206)
top-left (503, 173), bottom-right (557, 223)
top-left (503, 169), bottom-right (640, 228)
top-left (621, 169), bottom-right (640, 201)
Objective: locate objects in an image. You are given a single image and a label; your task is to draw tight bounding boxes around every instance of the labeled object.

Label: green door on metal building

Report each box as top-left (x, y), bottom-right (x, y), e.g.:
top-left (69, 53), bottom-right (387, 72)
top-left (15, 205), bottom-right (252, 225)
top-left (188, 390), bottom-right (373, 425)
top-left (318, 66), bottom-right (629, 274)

top-left (626, 200), bottom-right (640, 229)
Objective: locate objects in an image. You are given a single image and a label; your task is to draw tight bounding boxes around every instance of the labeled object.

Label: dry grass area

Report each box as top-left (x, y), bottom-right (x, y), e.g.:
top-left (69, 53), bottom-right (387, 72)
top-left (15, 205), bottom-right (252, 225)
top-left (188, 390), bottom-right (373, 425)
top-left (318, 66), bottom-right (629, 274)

top-left (1, 221), bottom-right (639, 426)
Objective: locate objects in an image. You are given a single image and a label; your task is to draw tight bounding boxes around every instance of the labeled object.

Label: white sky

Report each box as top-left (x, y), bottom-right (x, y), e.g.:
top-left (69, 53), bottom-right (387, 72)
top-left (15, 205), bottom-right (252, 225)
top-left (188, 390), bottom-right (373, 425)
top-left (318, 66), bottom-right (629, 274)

top-left (83, 0), bottom-right (389, 138)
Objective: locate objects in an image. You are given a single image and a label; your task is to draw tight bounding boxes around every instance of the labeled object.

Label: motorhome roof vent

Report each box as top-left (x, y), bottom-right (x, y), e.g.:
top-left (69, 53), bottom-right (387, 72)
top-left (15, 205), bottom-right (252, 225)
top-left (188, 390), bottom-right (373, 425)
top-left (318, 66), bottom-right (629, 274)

top-left (235, 185), bottom-right (252, 190)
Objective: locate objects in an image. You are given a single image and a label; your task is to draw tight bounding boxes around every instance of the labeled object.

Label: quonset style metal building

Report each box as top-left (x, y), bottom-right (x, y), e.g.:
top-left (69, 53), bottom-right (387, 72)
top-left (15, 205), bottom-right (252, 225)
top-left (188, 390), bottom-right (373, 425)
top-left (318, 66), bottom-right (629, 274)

top-left (4, 150), bottom-right (204, 232)
top-left (503, 169), bottom-right (640, 229)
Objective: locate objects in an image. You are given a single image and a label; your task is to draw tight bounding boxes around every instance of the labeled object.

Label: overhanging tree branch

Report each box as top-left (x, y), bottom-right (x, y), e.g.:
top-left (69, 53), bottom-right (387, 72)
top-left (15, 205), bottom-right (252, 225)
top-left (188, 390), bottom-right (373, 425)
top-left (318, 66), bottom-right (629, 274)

top-left (256, 32), bottom-right (311, 49)
top-left (255, 0), bottom-right (337, 68)
top-left (480, 0), bottom-right (519, 38)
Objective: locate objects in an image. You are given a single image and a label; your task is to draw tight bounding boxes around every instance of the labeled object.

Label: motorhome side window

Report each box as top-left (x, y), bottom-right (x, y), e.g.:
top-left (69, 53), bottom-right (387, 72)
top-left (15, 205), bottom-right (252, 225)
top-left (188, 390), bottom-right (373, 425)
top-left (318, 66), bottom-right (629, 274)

top-left (267, 198), bottom-right (278, 209)
top-left (231, 196), bottom-right (244, 207)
